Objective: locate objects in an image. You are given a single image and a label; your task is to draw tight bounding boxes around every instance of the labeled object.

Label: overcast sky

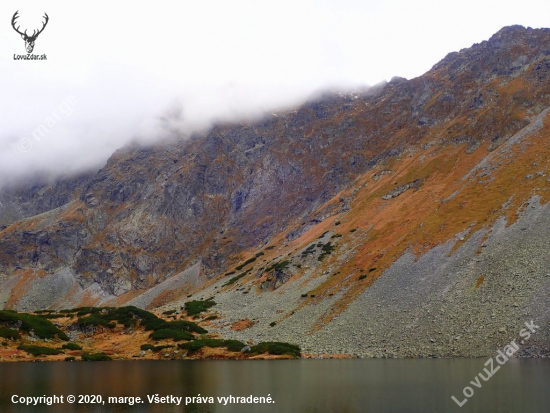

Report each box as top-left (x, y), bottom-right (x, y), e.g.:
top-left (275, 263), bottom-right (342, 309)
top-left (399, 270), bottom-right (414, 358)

top-left (1, 0), bottom-right (549, 186)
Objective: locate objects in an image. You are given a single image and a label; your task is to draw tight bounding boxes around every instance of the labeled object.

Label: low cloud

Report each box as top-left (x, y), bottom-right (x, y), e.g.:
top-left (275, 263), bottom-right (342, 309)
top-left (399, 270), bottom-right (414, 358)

top-left (1, 0), bottom-right (548, 187)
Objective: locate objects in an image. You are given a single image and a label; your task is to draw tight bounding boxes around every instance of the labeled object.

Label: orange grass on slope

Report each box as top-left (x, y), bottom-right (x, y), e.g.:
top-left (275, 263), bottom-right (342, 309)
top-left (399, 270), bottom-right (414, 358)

top-left (281, 112), bottom-right (550, 328)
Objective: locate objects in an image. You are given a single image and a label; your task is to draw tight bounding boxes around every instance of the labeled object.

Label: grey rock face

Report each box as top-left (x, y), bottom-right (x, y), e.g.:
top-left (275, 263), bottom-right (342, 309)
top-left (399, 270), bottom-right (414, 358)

top-left (2, 25), bottom-right (550, 312)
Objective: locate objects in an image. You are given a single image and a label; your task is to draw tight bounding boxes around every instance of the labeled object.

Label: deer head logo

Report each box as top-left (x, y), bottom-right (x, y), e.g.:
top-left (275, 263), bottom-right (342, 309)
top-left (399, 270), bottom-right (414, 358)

top-left (11, 11), bottom-right (49, 54)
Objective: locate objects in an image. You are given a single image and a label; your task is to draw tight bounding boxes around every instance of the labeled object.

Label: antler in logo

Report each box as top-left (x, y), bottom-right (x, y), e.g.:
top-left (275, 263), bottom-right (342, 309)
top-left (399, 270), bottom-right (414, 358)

top-left (11, 11), bottom-right (49, 53)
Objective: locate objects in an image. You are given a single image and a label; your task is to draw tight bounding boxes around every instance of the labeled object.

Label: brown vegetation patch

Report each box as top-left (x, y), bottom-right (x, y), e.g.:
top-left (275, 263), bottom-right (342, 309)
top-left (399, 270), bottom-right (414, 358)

top-left (231, 319), bottom-right (255, 331)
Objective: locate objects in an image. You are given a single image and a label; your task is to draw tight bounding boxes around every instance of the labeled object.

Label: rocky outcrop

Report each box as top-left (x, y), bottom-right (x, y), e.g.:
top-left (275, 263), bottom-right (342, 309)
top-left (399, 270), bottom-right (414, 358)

top-left (381, 178), bottom-right (424, 200)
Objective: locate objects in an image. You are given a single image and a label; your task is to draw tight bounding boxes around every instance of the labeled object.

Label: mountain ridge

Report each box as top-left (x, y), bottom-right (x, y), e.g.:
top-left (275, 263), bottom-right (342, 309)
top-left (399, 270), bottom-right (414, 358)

top-left (1, 25), bottom-right (550, 357)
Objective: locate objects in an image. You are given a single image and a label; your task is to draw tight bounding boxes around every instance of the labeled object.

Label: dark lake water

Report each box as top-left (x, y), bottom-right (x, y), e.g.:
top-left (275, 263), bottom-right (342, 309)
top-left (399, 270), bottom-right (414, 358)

top-left (0, 359), bottom-right (548, 412)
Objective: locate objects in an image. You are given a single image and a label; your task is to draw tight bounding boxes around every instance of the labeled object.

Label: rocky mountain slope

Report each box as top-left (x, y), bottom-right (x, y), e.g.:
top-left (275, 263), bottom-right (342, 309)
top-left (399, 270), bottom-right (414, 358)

top-left (1, 25), bottom-right (550, 356)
